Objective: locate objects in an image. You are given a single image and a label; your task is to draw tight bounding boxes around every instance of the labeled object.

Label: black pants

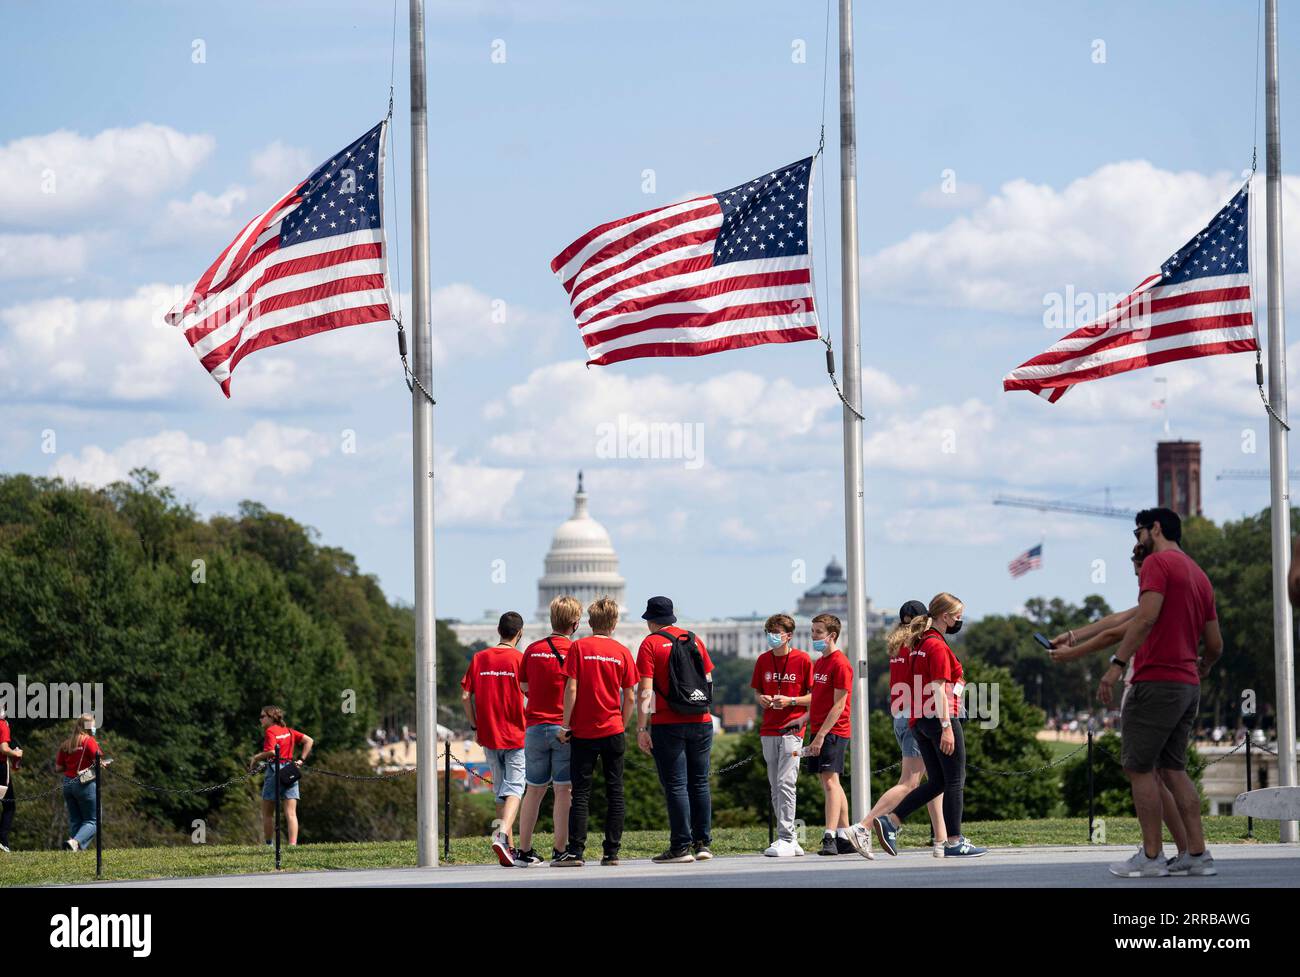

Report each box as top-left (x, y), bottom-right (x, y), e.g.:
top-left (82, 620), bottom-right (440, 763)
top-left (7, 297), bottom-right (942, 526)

top-left (567, 733), bottom-right (625, 858)
top-left (892, 718), bottom-right (965, 839)
top-left (0, 766), bottom-right (13, 848)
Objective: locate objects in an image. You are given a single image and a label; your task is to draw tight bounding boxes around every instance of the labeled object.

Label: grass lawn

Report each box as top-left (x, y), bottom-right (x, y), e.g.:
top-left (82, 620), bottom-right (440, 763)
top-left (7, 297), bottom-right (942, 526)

top-left (3, 818), bottom-right (1280, 887)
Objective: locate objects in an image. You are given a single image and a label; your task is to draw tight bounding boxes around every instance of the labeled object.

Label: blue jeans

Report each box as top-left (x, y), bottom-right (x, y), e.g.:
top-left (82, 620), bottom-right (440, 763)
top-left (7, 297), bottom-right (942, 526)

top-left (63, 777), bottom-right (97, 849)
top-left (650, 723), bottom-right (713, 850)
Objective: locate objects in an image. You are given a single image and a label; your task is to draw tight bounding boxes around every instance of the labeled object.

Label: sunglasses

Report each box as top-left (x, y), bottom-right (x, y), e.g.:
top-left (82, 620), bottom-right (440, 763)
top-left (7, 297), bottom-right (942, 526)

top-left (1133, 525), bottom-right (1152, 540)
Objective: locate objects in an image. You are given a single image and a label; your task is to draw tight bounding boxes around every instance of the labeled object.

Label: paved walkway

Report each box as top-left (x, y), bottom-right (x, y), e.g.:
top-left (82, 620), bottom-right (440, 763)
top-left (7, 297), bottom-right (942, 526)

top-left (76, 844), bottom-right (1300, 888)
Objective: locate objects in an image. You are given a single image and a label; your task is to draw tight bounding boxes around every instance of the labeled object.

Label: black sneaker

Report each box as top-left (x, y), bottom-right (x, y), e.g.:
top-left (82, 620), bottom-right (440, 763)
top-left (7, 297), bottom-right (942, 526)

top-left (551, 848), bottom-right (565, 862)
top-left (818, 832), bottom-right (838, 856)
top-left (652, 847), bottom-right (695, 864)
top-left (835, 835), bottom-right (856, 855)
top-left (514, 848), bottom-right (545, 867)
top-left (600, 854), bottom-right (620, 866)
top-left (692, 843), bottom-right (713, 861)
top-left (550, 851), bottom-right (584, 867)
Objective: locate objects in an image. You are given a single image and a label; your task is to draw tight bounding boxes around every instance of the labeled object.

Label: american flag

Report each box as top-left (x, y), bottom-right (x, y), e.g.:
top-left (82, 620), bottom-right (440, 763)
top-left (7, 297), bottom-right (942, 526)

top-left (166, 122), bottom-right (391, 397)
top-left (1008, 543), bottom-right (1043, 579)
top-left (550, 158), bottom-right (820, 366)
top-left (1003, 184), bottom-right (1258, 402)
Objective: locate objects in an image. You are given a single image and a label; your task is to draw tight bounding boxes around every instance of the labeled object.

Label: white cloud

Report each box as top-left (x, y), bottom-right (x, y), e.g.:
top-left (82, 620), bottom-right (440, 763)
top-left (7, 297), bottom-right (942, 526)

top-left (0, 282), bottom-right (544, 408)
top-left (863, 161), bottom-right (1300, 312)
top-left (370, 445), bottom-right (524, 528)
top-left (50, 421), bottom-right (331, 502)
top-left (0, 233), bottom-right (89, 280)
top-left (0, 124), bottom-right (213, 225)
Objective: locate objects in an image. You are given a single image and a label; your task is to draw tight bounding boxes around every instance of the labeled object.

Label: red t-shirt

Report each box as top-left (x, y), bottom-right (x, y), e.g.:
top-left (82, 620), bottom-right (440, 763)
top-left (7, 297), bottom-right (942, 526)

top-left (807, 649), bottom-right (853, 739)
top-left (0, 718), bottom-right (9, 752)
top-left (464, 645), bottom-right (526, 750)
top-left (888, 646), bottom-right (912, 716)
top-left (56, 735), bottom-right (101, 778)
top-left (520, 635), bottom-right (572, 727)
top-left (908, 631), bottom-right (959, 727)
top-left (564, 635), bottom-right (637, 739)
top-left (637, 626), bottom-right (715, 725)
top-left (1132, 549), bottom-right (1218, 685)
top-left (750, 648), bottom-right (813, 735)
top-left (262, 725), bottom-right (305, 762)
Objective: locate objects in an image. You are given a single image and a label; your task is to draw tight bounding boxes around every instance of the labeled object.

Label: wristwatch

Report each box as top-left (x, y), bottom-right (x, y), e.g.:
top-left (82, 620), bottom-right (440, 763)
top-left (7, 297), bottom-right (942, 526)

top-left (638, 727), bottom-right (649, 733)
top-left (1108, 655), bottom-right (1127, 671)
top-left (940, 720), bottom-right (952, 729)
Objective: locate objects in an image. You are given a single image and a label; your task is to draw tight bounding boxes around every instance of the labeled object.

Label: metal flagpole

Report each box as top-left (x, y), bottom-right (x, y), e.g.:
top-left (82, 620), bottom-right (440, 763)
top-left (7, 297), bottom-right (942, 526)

top-left (1264, 0), bottom-right (1297, 844)
top-left (838, 0), bottom-right (872, 820)
top-left (409, 0), bottom-right (440, 867)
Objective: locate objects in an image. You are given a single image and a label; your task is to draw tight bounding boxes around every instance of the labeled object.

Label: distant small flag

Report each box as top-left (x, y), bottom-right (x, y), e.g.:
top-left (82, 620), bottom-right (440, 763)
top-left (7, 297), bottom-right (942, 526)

top-left (1003, 185), bottom-right (1258, 402)
top-left (550, 158), bottom-right (820, 366)
top-left (1009, 543), bottom-right (1043, 579)
top-left (166, 122), bottom-right (392, 397)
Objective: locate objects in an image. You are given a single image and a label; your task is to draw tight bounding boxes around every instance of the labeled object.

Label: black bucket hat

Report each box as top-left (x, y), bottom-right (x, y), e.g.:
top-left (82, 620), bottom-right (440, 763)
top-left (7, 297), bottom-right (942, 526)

top-left (641, 596), bottom-right (676, 624)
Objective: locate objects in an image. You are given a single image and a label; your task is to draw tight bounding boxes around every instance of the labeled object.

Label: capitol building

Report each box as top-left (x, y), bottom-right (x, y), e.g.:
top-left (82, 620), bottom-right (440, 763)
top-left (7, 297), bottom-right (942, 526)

top-left (447, 474), bottom-right (889, 658)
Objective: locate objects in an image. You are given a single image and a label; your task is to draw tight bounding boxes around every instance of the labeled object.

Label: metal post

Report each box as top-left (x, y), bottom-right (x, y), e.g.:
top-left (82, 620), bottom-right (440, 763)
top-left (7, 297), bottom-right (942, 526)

top-left (1086, 723), bottom-right (1095, 844)
top-left (1264, 0), bottom-right (1297, 844)
top-left (838, 0), bottom-right (872, 821)
top-left (1245, 729), bottom-right (1254, 839)
top-left (443, 739), bottom-right (451, 860)
top-left (274, 744), bottom-right (282, 870)
top-left (94, 752), bottom-right (102, 878)
top-left (409, 0), bottom-right (441, 867)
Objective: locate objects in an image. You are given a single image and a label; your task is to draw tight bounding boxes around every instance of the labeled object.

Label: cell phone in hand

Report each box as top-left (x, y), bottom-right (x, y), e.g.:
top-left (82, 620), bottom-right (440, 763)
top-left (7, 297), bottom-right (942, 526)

top-left (1033, 632), bottom-right (1053, 650)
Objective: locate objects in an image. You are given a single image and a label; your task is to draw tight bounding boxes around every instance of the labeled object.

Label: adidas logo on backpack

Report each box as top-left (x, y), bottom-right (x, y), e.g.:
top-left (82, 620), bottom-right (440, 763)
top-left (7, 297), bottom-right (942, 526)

top-left (658, 630), bottom-right (713, 715)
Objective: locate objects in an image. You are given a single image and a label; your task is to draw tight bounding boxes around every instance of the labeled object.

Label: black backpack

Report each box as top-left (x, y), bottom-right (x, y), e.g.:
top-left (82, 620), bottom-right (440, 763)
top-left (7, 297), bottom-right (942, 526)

top-left (656, 629), bottom-right (712, 715)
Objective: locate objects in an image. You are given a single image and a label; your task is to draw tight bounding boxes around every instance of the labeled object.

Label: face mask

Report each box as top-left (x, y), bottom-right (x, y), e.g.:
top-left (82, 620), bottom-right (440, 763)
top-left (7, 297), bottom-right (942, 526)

top-left (88, 726), bottom-right (97, 736)
top-left (766, 632), bottom-right (784, 649)
top-left (811, 638), bottom-right (828, 653)
top-left (946, 620), bottom-right (963, 636)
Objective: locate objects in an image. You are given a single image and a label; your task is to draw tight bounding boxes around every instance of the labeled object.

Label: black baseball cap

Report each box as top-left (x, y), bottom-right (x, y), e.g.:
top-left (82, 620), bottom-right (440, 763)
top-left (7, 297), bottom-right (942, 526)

top-left (641, 596), bottom-right (676, 624)
top-left (899, 600), bottom-right (928, 623)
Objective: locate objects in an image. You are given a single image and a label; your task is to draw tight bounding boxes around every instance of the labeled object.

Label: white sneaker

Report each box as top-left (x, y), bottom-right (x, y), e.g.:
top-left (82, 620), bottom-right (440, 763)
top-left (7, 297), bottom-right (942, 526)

top-left (1167, 850), bottom-right (1217, 877)
top-left (791, 841), bottom-right (805, 856)
top-left (764, 839), bottom-right (800, 857)
top-left (1108, 847), bottom-right (1169, 878)
top-left (932, 843), bottom-right (945, 859)
top-left (845, 823), bottom-right (875, 860)
top-left (65, 839), bottom-right (79, 851)
top-left (0, 843), bottom-right (10, 853)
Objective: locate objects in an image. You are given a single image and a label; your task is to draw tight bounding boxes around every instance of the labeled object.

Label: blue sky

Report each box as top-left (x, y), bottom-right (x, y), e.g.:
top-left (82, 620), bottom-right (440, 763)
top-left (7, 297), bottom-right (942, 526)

top-left (2, 0), bottom-right (1297, 627)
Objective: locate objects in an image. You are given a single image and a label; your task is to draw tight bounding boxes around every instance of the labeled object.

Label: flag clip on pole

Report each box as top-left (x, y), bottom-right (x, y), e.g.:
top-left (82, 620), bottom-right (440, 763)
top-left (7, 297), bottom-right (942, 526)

top-left (409, 0), bottom-right (441, 867)
top-left (838, 0), bottom-right (872, 821)
top-left (1263, 0), bottom-right (1297, 844)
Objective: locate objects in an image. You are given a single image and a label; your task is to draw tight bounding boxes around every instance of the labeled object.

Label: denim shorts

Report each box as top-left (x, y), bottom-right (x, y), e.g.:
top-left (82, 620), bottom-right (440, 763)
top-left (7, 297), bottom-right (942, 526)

top-left (524, 724), bottom-right (571, 787)
top-left (262, 766), bottom-right (300, 801)
top-left (486, 747), bottom-right (526, 802)
top-left (893, 713), bottom-right (922, 758)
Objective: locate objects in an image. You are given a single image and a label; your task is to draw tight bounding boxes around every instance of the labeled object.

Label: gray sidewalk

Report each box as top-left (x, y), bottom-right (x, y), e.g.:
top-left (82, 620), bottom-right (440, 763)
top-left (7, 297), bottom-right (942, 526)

top-left (72, 843), bottom-right (1300, 888)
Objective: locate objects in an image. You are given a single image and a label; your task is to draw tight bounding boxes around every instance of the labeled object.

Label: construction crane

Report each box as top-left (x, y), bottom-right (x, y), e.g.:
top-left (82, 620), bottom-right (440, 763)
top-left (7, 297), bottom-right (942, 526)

top-left (992, 494), bottom-right (1138, 520)
top-left (1216, 469), bottom-right (1300, 480)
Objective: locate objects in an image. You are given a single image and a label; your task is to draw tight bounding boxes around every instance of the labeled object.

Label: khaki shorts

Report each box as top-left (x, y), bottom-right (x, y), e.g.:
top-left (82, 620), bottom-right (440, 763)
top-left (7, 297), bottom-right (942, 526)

top-left (1120, 681), bottom-right (1199, 772)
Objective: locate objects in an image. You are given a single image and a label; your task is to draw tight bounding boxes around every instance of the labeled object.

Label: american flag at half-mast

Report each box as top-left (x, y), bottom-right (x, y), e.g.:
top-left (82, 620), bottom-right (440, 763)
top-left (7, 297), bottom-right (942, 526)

top-left (1003, 184), bottom-right (1258, 402)
top-left (1008, 543), bottom-right (1043, 579)
top-left (550, 158), bottom-right (820, 366)
top-left (166, 122), bottom-right (392, 397)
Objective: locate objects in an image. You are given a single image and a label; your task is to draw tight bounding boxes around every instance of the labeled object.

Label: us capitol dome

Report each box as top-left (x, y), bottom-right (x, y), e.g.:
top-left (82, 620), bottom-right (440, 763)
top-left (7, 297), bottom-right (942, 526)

top-left (535, 472), bottom-right (626, 619)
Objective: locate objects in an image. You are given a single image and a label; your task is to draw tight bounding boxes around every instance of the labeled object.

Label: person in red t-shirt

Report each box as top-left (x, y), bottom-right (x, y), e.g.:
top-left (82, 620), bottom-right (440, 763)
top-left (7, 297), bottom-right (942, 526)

top-left (845, 600), bottom-right (944, 860)
top-left (55, 714), bottom-right (108, 851)
top-left (515, 596), bottom-right (581, 865)
top-left (865, 593), bottom-right (987, 860)
top-left (0, 706), bottom-right (20, 851)
top-left (553, 597), bottom-right (637, 867)
top-left (1101, 508), bottom-right (1222, 880)
top-left (249, 705), bottom-right (314, 846)
top-left (635, 595), bottom-right (716, 864)
top-left (803, 613), bottom-right (856, 856)
top-left (462, 611), bottom-right (528, 867)
top-left (751, 612), bottom-right (813, 857)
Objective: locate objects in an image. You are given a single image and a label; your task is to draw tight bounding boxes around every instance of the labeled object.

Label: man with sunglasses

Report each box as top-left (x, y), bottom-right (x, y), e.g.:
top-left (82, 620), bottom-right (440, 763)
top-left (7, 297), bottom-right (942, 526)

top-left (1102, 508), bottom-right (1222, 879)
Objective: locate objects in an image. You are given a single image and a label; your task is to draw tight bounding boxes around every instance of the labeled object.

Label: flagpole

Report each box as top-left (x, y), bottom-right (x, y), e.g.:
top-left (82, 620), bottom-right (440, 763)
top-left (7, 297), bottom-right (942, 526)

top-left (838, 0), bottom-right (872, 820)
top-left (1264, 0), bottom-right (1297, 844)
top-left (409, 0), bottom-right (440, 867)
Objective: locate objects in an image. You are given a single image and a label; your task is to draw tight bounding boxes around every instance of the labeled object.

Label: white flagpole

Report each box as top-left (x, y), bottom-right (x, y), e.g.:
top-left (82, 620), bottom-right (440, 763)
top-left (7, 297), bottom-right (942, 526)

top-left (838, 0), bottom-right (873, 820)
top-left (409, 0), bottom-right (440, 867)
top-left (1263, 0), bottom-right (1297, 843)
